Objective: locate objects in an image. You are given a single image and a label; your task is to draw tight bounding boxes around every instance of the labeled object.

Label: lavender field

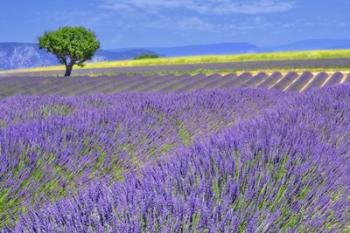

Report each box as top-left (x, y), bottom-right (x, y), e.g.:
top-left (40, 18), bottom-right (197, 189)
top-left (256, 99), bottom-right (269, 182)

top-left (0, 75), bottom-right (349, 232)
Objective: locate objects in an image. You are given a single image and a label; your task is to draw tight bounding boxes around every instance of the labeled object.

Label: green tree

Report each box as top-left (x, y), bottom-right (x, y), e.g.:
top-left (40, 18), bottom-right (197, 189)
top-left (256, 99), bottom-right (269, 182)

top-left (38, 26), bottom-right (100, 77)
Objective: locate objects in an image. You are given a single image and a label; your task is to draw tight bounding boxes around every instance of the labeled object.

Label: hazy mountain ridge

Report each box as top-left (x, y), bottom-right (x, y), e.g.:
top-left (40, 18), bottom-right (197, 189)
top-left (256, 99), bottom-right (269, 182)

top-left (149, 42), bottom-right (260, 56)
top-left (0, 43), bottom-right (157, 70)
top-left (1, 39), bottom-right (350, 70)
top-left (0, 43), bottom-right (55, 69)
top-left (265, 39), bottom-right (350, 52)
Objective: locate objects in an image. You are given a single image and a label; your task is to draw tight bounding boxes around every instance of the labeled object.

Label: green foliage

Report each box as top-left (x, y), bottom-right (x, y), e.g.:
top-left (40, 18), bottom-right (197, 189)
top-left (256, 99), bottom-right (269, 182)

top-left (40, 104), bottom-right (72, 118)
top-left (237, 220), bottom-right (247, 233)
top-left (160, 143), bottom-right (173, 154)
top-left (0, 189), bottom-right (11, 225)
top-left (112, 164), bottom-right (124, 181)
top-left (38, 26), bottom-right (100, 76)
top-left (191, 212), bottom-right (201, 232)
top-left (178, 127), bottom-right (192, 146)
top-left (92, 146), bottom-right (106, 176)
top-left (298, 187), bottom-right (311, 200)
top-left (212, 178), bottom-right (221, 201)
top-left (0, 120), bottom-right (6, 128)
top-left (134, 53), bottom-right (160, 60)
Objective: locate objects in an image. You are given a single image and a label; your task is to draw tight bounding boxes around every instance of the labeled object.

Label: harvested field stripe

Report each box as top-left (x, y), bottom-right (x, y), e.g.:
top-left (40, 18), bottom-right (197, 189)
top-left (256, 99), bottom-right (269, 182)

top-left (287, 72), bottom-right (313, 92)
top-left (257, 72), bottom-right (282, 89)
top-left (201, 74), bottom-right (225, 89)
top-left (87, 75), bottom-right (137, 93)
top-left (283, 75), bottom-right (300, 91)
top-left (138, 75), bottom-right (175, 92)
top-left (235, 72), bottom-right (254, 88)
top-left (190, 74), bottom-right (222, 90)
top-left (341, 74), bottom-right (349, 84)
top-left (300, 75), bottom-right (317, 93)
top-left (151, 75), bottom-right (185, 92)
top-left (217, 74), bottom-right (239, 89)
top-left (269, 75), bottom-right (285, 89)
top-left (179, 74), bottom-right (212, 91)
top-left (174, 74), bottom-right (206, 92)
top-left (119, 76), bottom-right (157, 92)
top-left (158, 75), bottom-right (191, 92)
top-left (74, 77), bottom-right (119, 95)
top-left (321, 74), bottom-right (333, 88)
top-left (41, 77), bottom-right (100, 95)
top-left (303, 72), bottom-right (329, 92)
top-left (0, 77), bottom-right (41, 94)
top-left (60, 77), bottom-right (119, 95)
top-left (256, 77), bottom-right (269, 87)
top-left (1, 72), bottom-right (350, 98)
top-left (104, 75), bottom-right (151, 93)
top-left (242, 72), bottom-right (269, 88)
top-left (221, 74), bottom-right (250, 89)
top-left (272, 72), bottom-right (299, 91)
top-left (323, 72), bottom-right (344, 88)
top-left (124, 75), bottom-right (162, 92)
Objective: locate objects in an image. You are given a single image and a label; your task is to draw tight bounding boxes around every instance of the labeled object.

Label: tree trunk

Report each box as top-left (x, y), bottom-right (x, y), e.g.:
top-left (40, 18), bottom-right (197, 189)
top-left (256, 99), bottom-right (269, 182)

top-left (64, 64), bottom-right (73, 77)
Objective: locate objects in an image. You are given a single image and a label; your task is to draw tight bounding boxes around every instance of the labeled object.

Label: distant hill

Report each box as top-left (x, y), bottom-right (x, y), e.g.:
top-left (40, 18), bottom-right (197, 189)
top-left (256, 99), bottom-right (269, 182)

top-left (0, 43), bottom-right (157, 70)
top-left (147, 40), bottom-right (350, 57)
top-left (93, 49), bottom-right (158, 62)
top-left (2, 39), bottom-right (350, 70)
top-left (0, 43), bottom-right (55, 70)
top-left (149, 42), bottom-right (260, 57)
top-left (265, 39), bottom-right (350, 52)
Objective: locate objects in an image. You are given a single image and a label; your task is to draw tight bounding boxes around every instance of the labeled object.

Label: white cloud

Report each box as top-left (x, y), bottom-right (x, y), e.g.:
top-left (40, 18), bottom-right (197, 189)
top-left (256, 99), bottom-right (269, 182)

top-left (177, 17), bottom-right (215, 31)
top-left (146, 16), bottom-right (266, 33)
top-left (101, 0), bottom-right (296, 15)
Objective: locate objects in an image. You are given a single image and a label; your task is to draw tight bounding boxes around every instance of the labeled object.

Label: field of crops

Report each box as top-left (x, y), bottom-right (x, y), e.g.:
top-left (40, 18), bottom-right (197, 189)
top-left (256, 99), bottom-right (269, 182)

top-left (2, 49), bottom-right (350, 74)
top-left (3, 58), bottom-right (350, 77)
top-left (0, 70), bottom-right (350, 232)
top-left (0, 71), bottom-right (349, 98)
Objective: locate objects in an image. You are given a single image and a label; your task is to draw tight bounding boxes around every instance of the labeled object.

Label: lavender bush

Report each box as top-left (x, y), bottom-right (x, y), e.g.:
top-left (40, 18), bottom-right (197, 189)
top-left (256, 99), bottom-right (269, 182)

top-left (0, 89), bottom-right (282, 228)
top-left (0, 84), bottom-right (350, 232)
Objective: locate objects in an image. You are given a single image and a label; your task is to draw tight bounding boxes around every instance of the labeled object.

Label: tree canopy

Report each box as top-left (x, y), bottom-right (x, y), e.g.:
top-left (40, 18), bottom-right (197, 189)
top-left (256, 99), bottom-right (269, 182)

top-left (38, 26), bottom-right (100, 76)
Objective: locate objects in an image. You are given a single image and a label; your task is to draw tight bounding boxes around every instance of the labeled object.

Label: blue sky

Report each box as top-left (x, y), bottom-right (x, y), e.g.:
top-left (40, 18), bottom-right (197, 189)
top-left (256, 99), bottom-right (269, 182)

top-left (0, 0), bottom-right (349, 49)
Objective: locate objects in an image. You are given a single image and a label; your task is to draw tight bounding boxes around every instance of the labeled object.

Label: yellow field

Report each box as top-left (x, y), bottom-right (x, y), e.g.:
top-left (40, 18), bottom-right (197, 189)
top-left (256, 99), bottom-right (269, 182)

top-left (1, 49), bottom-right (350, 74)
